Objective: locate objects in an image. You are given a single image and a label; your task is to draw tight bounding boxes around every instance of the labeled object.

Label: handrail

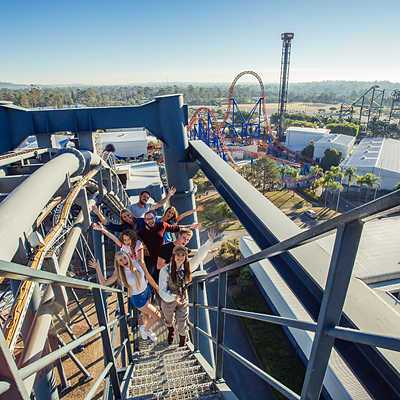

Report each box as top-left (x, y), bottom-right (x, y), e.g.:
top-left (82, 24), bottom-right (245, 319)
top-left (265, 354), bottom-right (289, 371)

top-left (0, 150), bottom-right (133, 400)
top-left (0, 260), bottom-right (122, 293)
top-left (19, 326), bottom-right (106, 379)
top-left (188, 189), bottom-right (400, 400)
top-left (4, 166), bottom-right (101, 350)
top-left (193, 189), bottom-right (400, 283)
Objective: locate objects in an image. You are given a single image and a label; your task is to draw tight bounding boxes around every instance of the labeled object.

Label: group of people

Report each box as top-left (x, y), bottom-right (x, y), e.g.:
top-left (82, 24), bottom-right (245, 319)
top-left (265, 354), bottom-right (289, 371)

top-left (89, 188), bottom-right (216, 347)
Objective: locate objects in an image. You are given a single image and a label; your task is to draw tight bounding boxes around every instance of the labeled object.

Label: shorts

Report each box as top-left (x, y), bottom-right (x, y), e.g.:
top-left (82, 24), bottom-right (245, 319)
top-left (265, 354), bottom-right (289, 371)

top-left (130, 285), bottom-right (152, 309)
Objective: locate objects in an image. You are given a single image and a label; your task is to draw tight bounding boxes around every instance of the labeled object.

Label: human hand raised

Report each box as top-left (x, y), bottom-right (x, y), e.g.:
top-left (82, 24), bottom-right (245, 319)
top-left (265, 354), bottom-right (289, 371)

top-left (207, 227), bottom-right (219, 242)
top-left (167, 186), bottom-right (176, 197)
top-left (92, 222), bottom-right (105, 232)
top-left (88, 258), bottom-right (100, 270)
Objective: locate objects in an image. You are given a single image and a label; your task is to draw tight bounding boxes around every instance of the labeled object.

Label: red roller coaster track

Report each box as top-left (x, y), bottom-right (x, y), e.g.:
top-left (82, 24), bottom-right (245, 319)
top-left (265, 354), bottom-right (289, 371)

top-left (187, 71), bottom-right (285, 165)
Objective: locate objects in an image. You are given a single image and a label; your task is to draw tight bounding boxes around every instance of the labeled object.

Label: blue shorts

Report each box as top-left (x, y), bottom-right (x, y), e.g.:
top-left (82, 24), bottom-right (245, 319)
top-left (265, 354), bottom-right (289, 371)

top-left (130, 285), bottom-right (152, 309)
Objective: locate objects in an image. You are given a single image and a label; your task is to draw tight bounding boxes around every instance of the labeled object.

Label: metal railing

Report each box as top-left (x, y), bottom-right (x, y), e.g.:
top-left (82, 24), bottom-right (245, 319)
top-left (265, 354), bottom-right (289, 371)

top-left (188, 189), bottom-right (400, 400)
top-left (0, 260), bottom-right (133, 400)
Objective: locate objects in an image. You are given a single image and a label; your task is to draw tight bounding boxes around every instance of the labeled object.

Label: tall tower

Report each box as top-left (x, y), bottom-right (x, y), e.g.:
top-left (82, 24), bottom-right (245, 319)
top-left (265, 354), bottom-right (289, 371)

top-left (277, 32), bottom-right (294, 141)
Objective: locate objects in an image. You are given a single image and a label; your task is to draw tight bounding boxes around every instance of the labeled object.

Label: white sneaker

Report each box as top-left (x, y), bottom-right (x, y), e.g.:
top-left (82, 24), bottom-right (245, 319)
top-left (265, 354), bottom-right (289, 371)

top-left (146, 330), bottom-right (157, 343)
top-left (139, 325), bottom-right (148, 340)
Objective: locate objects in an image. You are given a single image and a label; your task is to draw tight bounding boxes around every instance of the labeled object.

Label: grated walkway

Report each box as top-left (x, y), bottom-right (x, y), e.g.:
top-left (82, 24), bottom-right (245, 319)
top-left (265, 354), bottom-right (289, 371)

top-left (128, 327), bottom-right (221, 400)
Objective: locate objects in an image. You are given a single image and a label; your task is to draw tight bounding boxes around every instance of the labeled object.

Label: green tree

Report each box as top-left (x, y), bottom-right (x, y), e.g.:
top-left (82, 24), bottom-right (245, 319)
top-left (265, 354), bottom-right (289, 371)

top-left (320, 148), bottom-right (342, 171)
top-left (253, 158), bottom-right (280, 193)
top-left (301, 143), bottom-right (314, 160)
top-left (395, 182), bottom-right (400, 191)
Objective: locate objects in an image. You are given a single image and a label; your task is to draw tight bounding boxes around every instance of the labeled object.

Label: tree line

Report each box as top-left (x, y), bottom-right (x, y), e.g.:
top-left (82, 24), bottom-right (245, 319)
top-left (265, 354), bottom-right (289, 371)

top-left (1, 80), bottom-right (399, 109)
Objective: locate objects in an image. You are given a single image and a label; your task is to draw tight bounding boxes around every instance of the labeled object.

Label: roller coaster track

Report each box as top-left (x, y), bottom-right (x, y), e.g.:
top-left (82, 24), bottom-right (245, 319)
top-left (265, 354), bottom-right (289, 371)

top-left (0, 148), bottom-right (50, 167)
top-left (222, 70), bottom-right (272, 137)
top-left (4, 166), bottom-right (101, 351)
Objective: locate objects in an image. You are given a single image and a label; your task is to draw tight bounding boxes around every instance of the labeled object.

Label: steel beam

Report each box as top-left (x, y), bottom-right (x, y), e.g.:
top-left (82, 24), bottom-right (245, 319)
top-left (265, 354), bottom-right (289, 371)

top-left (189, 140), bottom-right (400, 397)
top-left (0, 328), bottom-right (28, 400)
top-left (0, 153), bottom-right (80, 261)
top-left (156, 95), bottom-right (214, 365)
top-left (301, 220), bottom-right (363, 400)
top-left (0, 148), bottom-right (49, 168)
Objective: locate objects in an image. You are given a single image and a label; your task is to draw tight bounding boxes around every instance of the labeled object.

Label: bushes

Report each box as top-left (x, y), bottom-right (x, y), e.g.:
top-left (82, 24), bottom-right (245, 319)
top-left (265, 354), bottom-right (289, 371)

top-left (325, 122), bottom-right (359, 137)
top-left (218, 238), bottom-right (241, 264)
top-left (286, 119), bottom-right (318, 128)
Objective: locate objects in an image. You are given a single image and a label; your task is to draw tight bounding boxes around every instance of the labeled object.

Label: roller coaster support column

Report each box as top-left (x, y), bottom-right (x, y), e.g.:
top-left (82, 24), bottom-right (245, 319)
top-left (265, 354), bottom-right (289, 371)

top-left (157, 94), bottom-right (214, 366)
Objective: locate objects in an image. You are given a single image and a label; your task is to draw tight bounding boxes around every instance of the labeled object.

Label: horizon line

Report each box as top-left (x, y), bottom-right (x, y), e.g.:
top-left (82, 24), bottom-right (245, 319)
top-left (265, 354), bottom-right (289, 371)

top-left (2, 79), bottom-right (400, 87)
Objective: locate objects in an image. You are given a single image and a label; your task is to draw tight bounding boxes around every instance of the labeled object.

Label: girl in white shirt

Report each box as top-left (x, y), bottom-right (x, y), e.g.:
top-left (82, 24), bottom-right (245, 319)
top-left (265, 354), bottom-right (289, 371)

top-left (89, 252), bottom-right (160, 343)
top-left (158, 229), bottom-right (216, 347)
top-left (91, 223), bottom-right (160, 341)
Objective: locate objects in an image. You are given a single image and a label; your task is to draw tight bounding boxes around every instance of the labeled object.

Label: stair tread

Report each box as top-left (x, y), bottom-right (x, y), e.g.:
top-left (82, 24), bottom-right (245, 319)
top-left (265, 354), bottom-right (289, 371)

top-left (128, 328), bottom-right (220, 400)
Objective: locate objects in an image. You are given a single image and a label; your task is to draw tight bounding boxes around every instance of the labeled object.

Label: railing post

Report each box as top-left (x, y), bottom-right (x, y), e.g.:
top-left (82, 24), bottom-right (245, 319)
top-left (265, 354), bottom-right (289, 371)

top-left (215, 271), bottom-right (227, 381)
top-left (192, 278), bottom-right (199, 352)
top-left (300, 220), bottom-right (364, 400)
top-left (92, 288), bottom-right (122, 399)
top-left (117, 291), bottom-right (133, 364)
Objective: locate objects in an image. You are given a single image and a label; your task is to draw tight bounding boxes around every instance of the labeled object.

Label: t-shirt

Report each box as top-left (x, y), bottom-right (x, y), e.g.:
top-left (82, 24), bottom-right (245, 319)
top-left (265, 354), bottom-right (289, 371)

top-left (137, 221), bottom-right (181, 266)
top-left (156, 216), bottom-right (177, 243)
top-left (128, 202), bottom-right (154, 218)
top-left (158, 242), bottom-right (195, 265)
top-left (124, 262), bottom-right (146, 295)
top-left (121, 240), bottom-right (143, 261)
top-left (106, 218), bottom-right (144, 233)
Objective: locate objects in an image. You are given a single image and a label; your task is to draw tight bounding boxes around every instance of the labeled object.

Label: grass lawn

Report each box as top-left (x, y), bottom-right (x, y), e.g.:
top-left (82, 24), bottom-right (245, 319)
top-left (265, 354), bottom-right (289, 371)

top-left (196, 192), bottom-right (243, 231)
top-left (228, 268), bottom-right (305, 400)
top-left (265, 189), bottom-right (340, 222)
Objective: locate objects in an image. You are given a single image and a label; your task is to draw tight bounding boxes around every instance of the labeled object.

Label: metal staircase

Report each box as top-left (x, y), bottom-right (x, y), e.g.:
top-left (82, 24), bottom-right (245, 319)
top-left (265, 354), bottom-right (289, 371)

top-left (129, 336), bottom-right (221, 400)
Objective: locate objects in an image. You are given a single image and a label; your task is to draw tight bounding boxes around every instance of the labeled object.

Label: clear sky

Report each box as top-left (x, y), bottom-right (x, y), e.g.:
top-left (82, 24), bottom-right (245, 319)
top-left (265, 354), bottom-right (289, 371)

top-left (0, 0), bottom-right (398, 84)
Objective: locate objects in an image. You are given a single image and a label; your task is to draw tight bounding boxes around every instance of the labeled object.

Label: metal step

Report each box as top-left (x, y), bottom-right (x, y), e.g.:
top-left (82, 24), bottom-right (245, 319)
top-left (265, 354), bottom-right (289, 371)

top-left (128, 333), bottom-right (221, 400)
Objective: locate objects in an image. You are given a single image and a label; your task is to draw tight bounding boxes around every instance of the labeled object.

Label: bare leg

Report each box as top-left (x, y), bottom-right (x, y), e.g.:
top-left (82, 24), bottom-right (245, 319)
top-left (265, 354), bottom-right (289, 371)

top-left (139, 301), bottom-right (161, 331)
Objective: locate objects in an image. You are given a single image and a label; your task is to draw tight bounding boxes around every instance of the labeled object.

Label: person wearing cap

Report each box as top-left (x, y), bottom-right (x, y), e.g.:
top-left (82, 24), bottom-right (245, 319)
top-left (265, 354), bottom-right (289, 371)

top-left (158, 228), bottom-right (217, 347)
top-left (128, 187), bottom-right (177, 219)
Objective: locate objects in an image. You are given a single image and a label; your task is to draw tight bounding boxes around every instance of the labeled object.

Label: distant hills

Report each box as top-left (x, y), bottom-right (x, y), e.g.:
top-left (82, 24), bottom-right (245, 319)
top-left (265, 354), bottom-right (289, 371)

top-left (1, 80), bottom-right (399, 108)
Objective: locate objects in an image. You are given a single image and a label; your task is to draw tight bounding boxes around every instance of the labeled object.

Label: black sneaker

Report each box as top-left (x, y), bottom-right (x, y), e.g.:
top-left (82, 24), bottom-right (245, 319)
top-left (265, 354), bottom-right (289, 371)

top-left (179, 335), bottom-right (186, 347)
top-left (167, 327), bottom-right (174, 345)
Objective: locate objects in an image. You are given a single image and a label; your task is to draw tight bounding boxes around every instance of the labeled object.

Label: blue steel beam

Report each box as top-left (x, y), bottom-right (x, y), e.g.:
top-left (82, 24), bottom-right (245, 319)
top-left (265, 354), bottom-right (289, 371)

top-left (0, 97), bottom-right (188, 153)
top-left (188, 140), bottom-right (400, 399)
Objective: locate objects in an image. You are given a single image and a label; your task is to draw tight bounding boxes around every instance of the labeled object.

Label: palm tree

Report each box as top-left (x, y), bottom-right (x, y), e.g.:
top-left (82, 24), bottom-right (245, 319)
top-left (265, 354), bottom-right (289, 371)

top-left (329, 166), bottom-right (344, 208)
top-left (362, 173), bottom-right (380, 201)
top-left (344, 166), bottom-right (356, 191)
top-left (356, 175), bottom-right (365, 201)
top-left (321, 172), bottom-right (335, 207)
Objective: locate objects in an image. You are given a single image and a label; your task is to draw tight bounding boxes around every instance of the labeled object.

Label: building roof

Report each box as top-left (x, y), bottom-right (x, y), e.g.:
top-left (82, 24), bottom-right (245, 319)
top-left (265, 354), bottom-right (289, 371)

top-left (318, 215), bottom-right (400, 283)
top-left (101, 129), bottom-right (148, 143)
top-left (341, 137), bottom-right (400, 172)
top-left (116, 161), bottom-right (162, 191)
top-left (315, 133), bottom-right (355, 147)
top-left (286, 127), bottom-right (330, 135)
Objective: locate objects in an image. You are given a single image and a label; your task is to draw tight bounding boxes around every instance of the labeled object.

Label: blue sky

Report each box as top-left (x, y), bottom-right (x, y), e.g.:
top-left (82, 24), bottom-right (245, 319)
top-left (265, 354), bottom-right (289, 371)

top-left (0, 0), bottom-right (398, 84)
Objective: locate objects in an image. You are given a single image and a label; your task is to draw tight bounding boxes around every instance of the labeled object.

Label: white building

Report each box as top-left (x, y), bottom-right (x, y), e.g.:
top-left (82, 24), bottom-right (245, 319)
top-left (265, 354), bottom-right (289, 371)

top-left (314, 134), bottom-right (355, 161)
top-left (115, 161), bottom-right (165, 203)
top-left (100, 128), bottom-right (149, 158)
top-left (340, 137), bottom-right (400, 191)
top-left (284, 127), bottom-right (330, 152)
